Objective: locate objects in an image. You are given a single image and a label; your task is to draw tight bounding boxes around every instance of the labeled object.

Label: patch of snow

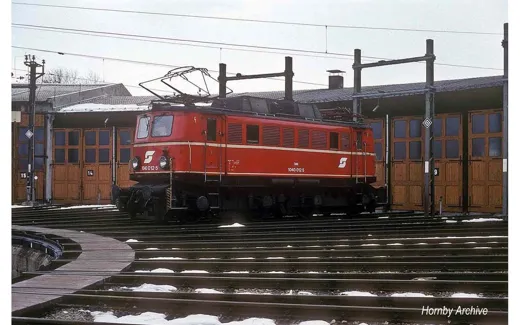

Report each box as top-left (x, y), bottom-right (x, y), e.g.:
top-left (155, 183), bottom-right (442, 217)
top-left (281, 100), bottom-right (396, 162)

top-left (235, 257), bottom-right (254, 260)
top-left (286, 245), bottom-right (293, 248)
top-left (126, 239), bottom-right (141, 243)
top-left (145, 247), bottom-right (159, 250)
top-left (334, 244), bottom-right (349, 247)
top-left (462, 218), bottom-right (503, 223)
top-left (367, 234), bottom-right (373, 237)
top-left (387, 243), bottom-right (403, 246)
top-left (298, 291), bottom-right (314, 295)
top-left (378, 216), bottom-right (389, 219)
top-left (415, 243), bottom-right (428, 245)
top-left (298, 257), bottom-right (320, 259)
top-left (199, 258), bottom-right (220, 260)
top-left (340, 291), bottom-right (376, 297)
top-left (439, 242), bottom-right (452, 244)
top-left (171, 248), bottom-right (180, 250)
top-left (446, 220), bottom-right (457, 223)
top-left (143, 257), bottom-right (185, 260)
top-left (59, 204), bottom-right (116, 209)
top-left (11, 205), bottom-right (27, 208)
top-left (306, 245), bottom-right (321, 248)
top-left (413, 277), bottom-right (437, 281)
top-left (473, 247), bottom-right (492, 249)
top-left (299, 321), bottom-right (329, 325)
top-left (268, 271), bottom-right (285, 273)
top-left (59, 103), bottom-right (150, 113)
top-left (181, 270), bottom-right (208, 274)
top-left (219, 223), bottom-right (245, 228)
top-left (361, 243), bottom-right (380, 246)
top-left (134, 268), bottom-right (175, 273)
top-left (451, 292), bottom-right (480, 298)
top-left (464, 242), bottom-right (478, 244)
top-left (266, 257), bottom-right (285, 259)
top-left (195, 288), bottom-right (223, 294)
top-left (120, 283), bottom-right (177, 292)
top-left (224, 271), bottom-right (249, 274)
top-left (391, 292), bottom-right (434, 297)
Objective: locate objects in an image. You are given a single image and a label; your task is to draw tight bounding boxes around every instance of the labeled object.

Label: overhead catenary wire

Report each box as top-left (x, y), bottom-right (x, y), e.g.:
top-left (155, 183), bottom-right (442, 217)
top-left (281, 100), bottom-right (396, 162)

top-left (11, 46), bottom-right (329, 87)
top-left (12, 24), bottom-right (502, 71)
top-left (12, 2), bottom-right (502, 36)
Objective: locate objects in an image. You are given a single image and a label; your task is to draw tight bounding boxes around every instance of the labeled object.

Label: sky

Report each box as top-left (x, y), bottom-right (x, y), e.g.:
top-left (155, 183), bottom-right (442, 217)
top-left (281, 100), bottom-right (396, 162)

top-left (11, 0), bottom-right (507, 96)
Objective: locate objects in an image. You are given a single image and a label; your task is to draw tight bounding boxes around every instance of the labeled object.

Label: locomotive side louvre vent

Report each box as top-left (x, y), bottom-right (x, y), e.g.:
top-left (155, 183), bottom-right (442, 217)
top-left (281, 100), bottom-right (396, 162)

top-left (228, 123), bottom-right (243, 144)
top-left (282, 128), bottom-right (295, 147)
top-left (263, 125), bottom-right (281, 146)
top-left (311, 130), bottom-right (327, 149)
top-left (298, 129), bottom-right (310, 148)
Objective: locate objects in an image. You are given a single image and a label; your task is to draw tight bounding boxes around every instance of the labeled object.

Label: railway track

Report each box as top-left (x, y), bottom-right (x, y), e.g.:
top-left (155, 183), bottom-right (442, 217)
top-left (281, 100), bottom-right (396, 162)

top-left (12, 206), bottom-right (507, 325)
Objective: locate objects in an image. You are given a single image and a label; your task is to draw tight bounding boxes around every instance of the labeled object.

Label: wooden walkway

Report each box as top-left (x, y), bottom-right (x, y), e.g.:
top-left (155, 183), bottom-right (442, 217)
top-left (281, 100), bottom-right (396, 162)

top-left (12, 225), bottom-right (135, 315)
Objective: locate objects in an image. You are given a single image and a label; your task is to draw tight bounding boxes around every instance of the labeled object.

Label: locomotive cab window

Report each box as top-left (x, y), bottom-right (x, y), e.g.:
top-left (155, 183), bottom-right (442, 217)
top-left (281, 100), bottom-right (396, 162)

top-left (151, 115), bottom-right (174, 137)
top-left (246, 125), bottom-right (259, 144)
top-left (356, 131), bottom-right (363, 150)
top-left (137, 116), bottom-right (150, 139)
top-left (329, 132), bottom-right (339, 150)
top-left (207, 118), bottom-right (217, 141)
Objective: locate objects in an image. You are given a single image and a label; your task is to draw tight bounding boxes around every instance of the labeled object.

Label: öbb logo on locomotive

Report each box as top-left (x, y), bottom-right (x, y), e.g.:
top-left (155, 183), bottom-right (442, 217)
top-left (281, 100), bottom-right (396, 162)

top-left (111, 66), bottom-right (383, 223)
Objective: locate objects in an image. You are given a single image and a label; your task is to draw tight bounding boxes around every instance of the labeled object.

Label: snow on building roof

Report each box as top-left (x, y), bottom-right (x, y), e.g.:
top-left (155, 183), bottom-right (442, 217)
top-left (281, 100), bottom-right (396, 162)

top-left (58, 103), bottom-right (151, 113)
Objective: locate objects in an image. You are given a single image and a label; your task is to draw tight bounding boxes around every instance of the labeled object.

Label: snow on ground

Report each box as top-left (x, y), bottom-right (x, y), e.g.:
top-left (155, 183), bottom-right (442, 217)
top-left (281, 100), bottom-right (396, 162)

top-left (286, 245), bottom-right (293, 248)
top-left (387, 243), bottom-right (403, 246)
top-left (298, 257), bottom-right (320, 259)
top-left (219, 223), bottom-right (245, 228)
top-left (126, 239), bottom-right (141, 243)
top-left (91, 312), bottom-right (278, 325)
top-left (195, 288), bottom-right (224, 294)
top-left (462, 218), bottom-right (503, 223)
top-left (473, 247), bottom-right (492, 249)
top-left (11, 205), bottom-right (27, 208)
top-left (445, 220), bottom-right (457, 223)
top-left (235, 257), bottom-right (255, 260)
top-left (451, 292), bottom-right (480, 298)
top-left (439, 242), bottom-right (452, 245)
top-left (299, 321), bottom-right (329, 325)
top-left (181, 270), bottom-right (208, 274)
top-left (266, 257), bottom-right (285, 259)
top-left (378, 216), bottom-right (389, 219)
top-left (145, 248), bottom-right (159, 250)
top-left (268, 271), bottom-right (285, 274)
top-left (143, 257), bottom-right (185, 260)
top-left (340, 291), bottom-right (377, 297)
top-left (120, 283), bottom-right (177, 292)
top-left (199, 258), bottom-right (220, 260)
top-left (361, 243), bottom-right (380, 246)
top-left (59, 204), bottom-right (116, 210)
top-left (223, 271), bottom-right (249, 274)
top-left (134, 268), bottom-right (175, 273)
top-left (391, 292), bottom-right (434, 297)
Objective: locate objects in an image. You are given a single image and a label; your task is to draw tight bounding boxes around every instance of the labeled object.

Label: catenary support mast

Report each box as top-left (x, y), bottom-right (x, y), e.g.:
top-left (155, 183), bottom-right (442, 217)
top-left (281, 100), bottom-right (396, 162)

top-left (502, 23), bottom-right (508, 217)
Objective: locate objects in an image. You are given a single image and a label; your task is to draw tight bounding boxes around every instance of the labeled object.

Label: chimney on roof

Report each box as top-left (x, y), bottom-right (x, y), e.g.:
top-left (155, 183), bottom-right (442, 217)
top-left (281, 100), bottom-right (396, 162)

top-left (327, 69), bottom-right (345, 89)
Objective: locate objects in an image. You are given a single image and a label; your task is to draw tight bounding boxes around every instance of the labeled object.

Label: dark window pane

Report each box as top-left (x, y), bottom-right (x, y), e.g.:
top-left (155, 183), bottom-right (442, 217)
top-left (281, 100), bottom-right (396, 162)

top-left (471, 138), bottom-right (485, 157)
top-left (394, 142), bottom-right (406, 160)
top-left (85, 149), bottom-right (96, 163)
top-left (341, 133), bottom-right (350, 150)
top-left (409, 120), bottom-right (421, 138)
top-left (98, 149), bottom-right (110, 163)
top-left (85, 131), bottom-right (96, 146)
top-left (68, 131), bottom-right (79, 146)
top-left (55, 131), bottom-right (65, 146)
top-left (446, 116), bottom-right (460, 136)
top-left (489, 137), bottom-right (502, 157)
top-left (371, 122), bottom-right (382, 140)
top-left (119, 148), bottom-right (131, 163)
top-left (68, 148), bottom-right (79, 163)
top-left (330, 132), bottom-right (339, 149)
top-left (151, 115), bottom-right (174, 137)
top-left (394, 120), bottom-right (406, 138)
top-left (18, 144), bottom-right (28, 156)
top-left (18, 128), bottom-right (29, 142)
top-left (18, 158), bottom-right (28, 171)
top-left (374, 142), bottom-right (383, 161)
top-left (119, 130), bottom-right (131, 145)
top-left (246, 125), bottom-right (259, 144)
top-left (433, 118), bottom-right (442, 137)
top-left (446, 140), bottom-right (459, 159)
top-left (356, 132), bottom-right (363, 150)
top-left (137, 116), bottom-right (150, 139)
top-left (433, 140), bottom-right (442, 158)
top-left (207, 118), bottom-right (217, 142)
top-left (34, 157), bottom-right (44, 170)
top-left (35, 143), bottom-right (44, 156)
top-left (35, 128), bottom-right (45, 142)
top-left (99, 130), bottom-right (110, 146)
top-left (489, 113), bottom-right (502, 133)
top-left (54, 149), bottom-right (65, 163)
top-left (409, 141), bottom-right (422, 160)
top-left (471, 114), bottom-right (485, 134)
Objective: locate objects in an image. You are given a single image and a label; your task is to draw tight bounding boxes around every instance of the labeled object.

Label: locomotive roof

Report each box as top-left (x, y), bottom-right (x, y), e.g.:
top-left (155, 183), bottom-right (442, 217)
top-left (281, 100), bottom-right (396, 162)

top-left (149, 95), bottom-right (370, 128)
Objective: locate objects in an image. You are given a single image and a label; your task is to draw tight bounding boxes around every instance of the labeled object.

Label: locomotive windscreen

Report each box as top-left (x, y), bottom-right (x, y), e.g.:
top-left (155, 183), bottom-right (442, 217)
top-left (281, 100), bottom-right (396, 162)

top-left (137, 115), bottom-right (150, 139)
top-left (151, 115), bottom-right (174, 137)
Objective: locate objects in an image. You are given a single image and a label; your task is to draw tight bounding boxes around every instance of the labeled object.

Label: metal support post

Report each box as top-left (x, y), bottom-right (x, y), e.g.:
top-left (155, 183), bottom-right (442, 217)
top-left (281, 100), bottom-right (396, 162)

top-left (24, 55), bottom-right (45, 206)
top-left (218, 63), bottom-right (227, 98)
top-left (284, 56), bottom-right (293, 101)
top-left (424, 39), bottom-right (435, 217)
top-left (502, 23), bottom-right (508, 217)
top-left (353, 49), bottom-right (362, 121)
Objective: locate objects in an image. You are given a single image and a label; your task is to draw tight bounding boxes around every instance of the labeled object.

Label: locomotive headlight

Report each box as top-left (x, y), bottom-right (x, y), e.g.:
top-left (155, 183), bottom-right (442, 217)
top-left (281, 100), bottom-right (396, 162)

top-left (131, 157), bottom-right (140, 170)
top-left (159, 156), bottom-right (169, 170)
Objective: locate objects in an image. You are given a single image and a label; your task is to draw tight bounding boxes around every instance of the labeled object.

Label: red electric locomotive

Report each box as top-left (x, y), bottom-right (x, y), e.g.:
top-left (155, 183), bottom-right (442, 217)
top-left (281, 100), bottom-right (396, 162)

top-left (112, 66), bottom-right (385, 223)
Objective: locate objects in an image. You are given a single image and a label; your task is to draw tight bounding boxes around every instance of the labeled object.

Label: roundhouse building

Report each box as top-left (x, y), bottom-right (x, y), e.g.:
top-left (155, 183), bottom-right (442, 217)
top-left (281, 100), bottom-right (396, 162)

top-left (11, 74), bottom-right (504, 213)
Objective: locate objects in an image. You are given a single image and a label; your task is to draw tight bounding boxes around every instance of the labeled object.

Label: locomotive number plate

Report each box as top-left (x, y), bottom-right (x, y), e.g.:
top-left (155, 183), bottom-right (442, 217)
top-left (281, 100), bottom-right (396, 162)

top-left (142, 165), bottom-right (159, 171)
top-left (288, 167), bottom-right (305, 173)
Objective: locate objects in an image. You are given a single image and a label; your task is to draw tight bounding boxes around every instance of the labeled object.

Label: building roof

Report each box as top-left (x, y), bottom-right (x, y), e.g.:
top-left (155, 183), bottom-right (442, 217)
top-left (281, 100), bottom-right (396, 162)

top-left (231, 75), bottom-right (504, 104)
top-left (11, 83), bottom-right (113, 102)
top-left (80, 95), bottom-right (159, 106)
